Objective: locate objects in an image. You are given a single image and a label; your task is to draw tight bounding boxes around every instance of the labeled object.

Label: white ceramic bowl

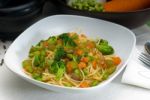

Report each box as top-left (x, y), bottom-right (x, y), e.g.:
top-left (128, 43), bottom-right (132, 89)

top-left (4, 15), bottom-right (136, 93)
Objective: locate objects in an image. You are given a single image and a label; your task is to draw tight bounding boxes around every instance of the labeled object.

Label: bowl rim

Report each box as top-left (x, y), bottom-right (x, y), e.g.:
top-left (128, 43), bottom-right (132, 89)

top-left (4, 15), bottom-right (136, 92)
top-left (58, 0), bottom-right (150, 14)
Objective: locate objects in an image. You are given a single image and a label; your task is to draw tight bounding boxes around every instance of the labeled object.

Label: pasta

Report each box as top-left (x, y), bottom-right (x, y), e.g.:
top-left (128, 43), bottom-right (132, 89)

top-left (22, 32), bottom-right (121, 88)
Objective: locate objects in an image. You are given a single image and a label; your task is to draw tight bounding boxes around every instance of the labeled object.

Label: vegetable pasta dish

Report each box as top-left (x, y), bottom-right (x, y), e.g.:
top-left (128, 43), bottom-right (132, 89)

top-left (22, 32), bottom-right (121, 88)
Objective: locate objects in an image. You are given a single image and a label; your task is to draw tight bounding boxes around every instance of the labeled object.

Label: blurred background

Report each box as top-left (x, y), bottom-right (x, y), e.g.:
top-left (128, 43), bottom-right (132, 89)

top-left (0, 0), bottom-right (150, 40)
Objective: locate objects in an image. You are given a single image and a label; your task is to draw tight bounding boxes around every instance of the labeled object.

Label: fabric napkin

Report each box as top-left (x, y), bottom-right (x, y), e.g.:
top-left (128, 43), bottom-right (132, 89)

top-left (122, 48), bottom-right (150, 89)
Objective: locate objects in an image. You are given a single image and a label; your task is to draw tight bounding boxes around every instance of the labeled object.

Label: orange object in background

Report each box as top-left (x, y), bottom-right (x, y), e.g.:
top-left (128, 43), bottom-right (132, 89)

top-left (104, 0), bottom-right (150, 12)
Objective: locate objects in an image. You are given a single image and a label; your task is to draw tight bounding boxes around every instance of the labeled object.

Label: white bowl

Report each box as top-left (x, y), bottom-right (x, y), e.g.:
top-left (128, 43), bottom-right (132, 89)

top-left (4, 15), bottom-right (136, 93)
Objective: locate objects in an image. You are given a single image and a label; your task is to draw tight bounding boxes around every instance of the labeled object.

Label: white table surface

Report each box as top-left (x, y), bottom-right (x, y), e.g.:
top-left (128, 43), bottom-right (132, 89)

top-left (0, 25), bottom-right (150, 100)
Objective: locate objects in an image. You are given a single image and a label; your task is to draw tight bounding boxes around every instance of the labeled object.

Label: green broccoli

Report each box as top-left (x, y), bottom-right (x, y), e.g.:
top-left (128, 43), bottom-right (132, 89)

top-left (59, 33), bottom-right (77, 47)
top-left (96, 39), bottom-right (114, 55)
top-left (54, 47), bottom-right (66, 61)
top-left (48, 36), bottom-right (57, 44)
top-left (50, 61), bottom-right (66, 80)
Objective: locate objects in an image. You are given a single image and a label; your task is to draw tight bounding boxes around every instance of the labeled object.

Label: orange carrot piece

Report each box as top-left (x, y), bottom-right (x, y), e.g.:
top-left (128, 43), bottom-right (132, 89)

top-left (112, 56), bottom-right (121, 65)
top-left (104, 0), bottom-right (150, 12)
top-left (75, 49), bottom-right (83, 56)
top-left (67, 62), bottom-right (73, 73)
top-left (92, 60), bottom-right (97, 69)
top-left (78, 62), bottom-right (86, 69)
top-left (79, 81), bottom-right (89, 88)
top-left (80, 57), bottom-right (89, 63)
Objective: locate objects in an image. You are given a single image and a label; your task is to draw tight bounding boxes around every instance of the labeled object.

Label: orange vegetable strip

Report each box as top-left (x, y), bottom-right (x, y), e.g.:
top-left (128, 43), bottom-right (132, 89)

top-left (67, 62), bottom-right (73, 73)
top-left (104, 0), bottom-right (150, 12)
top-left (112, 56), bottom-right (121, 65)
top-left (80, 57), bottom-right (89, 63)
top-left (78, 62), bottom-right (86, 69)
top-left (79, 81), bottom-right (89, 88)
top-left (92, 60), bottom-right (97, 69)
top-left (75, 49), bottom-right (83, 56)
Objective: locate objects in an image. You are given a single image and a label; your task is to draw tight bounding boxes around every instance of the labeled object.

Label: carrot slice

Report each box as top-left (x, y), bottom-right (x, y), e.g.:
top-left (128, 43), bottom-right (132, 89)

top-left (79, 81), bottom-right (89, 88)
top-left (78, 62), bottom-right (86, 69)
top-left (75, 49), bottom-right (83, 56)
top-left (67, 62), bottom-right (73, 73)
top-left (92, 60), bottom-right (97, 69)
top-left (112, 56), bottom-right (121, 65)
top-left (80, 57), bottom-right (89, 63)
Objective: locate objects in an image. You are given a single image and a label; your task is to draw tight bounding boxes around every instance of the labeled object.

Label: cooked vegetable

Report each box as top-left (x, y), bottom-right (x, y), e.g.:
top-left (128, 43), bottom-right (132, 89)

top-left (72, 68), bottom-right (82, 80)
top-left (32, 73), bottom-right (42, 81)
top-left (75, 49), bottom-right (83, 56)
top-left (78, 62), bottom-right (86, 69)
top-left (59, 33), bottom-right (77, 47)
top-left (92, 60), bottom-right (97, 69)
top-left (69, 0), bottom-right (104, 12)
top-left (66, 62), bottom-right (73, 73)
top-left (104, 0), bottom-right (150, 12)
top-left (22, 60), bottom-right (33, 73)
top-left (33, 55), bottom-right (40, 67)
top-left (80, 57), bottom-right (89, 63)
top-left (54, 47), bottom-right (66, 61)
top-left (96, 45), bottom-right (114, 55)
top-left (98, 39), bottom-right (108, 45)
top-left (112, 56), bottom-right (121, 65)
top-left (22, 32), bottom-right (121, 88)
top-left (96, 39), bottom-right (114, 55)
top-left (68, 0), bottom-right (150, 13)
top-left (105, 59), bottom-right (115, 68)
top-left (50, 61), bottom-right (66, 80)
top-left (79, 81), bottom-right (89, 88)
top-left (91, 80), bottom-right (99, 86)
top-left (48, 36), bottom-right (57, 44)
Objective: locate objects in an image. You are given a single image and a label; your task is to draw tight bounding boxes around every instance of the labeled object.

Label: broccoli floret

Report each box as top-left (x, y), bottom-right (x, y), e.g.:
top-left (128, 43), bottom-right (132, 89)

top-left (54, 47), bottom-right (66, 61)
top-left (96, 45), bottom-right (114, 55)
top-left (22, 60), bottom-right (33, 73)
top-left (33, 54), bottom-right (40, 66)
top-left (59, 33), bottom-right (77, 47)
top-left (70, 0), bottom-right (103, 12)
top-left (48, 36), bottom-right (57, 44)
top-left (32, 49), bottom-right (46, 67)
top-left (32, 73), bottom-right (42, 81)
top-left (50, 61), bottom-right (66, 80)
top-left (56, 61), bottom-right (66, 80)
top-left (98, 39), bottom-right (108, 45)
top-left (29, 46), bottom-right (42, 54)
top-left (96, 39), bottom-right (114, 55)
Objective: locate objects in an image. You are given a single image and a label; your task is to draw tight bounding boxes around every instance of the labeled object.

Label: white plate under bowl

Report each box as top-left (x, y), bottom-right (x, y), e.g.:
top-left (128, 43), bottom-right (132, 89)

top-left (4, 15), bottom-right (136, 93)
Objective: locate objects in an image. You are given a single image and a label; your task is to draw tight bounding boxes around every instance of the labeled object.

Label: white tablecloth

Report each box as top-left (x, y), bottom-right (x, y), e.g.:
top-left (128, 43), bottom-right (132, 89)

top-left (0, 26), bottom-right (150, 100)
